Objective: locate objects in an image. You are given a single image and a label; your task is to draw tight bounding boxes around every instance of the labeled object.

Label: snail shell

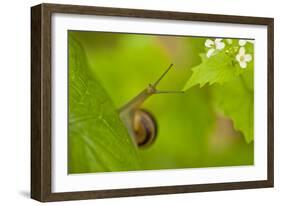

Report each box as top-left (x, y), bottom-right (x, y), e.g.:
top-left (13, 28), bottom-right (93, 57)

top-left (133, 109), bottom-right (157, 148)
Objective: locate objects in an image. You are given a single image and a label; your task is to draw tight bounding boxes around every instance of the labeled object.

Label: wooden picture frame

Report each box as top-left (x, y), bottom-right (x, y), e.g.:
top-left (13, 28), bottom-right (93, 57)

top-left (31, 3), bottom-right (274, 202)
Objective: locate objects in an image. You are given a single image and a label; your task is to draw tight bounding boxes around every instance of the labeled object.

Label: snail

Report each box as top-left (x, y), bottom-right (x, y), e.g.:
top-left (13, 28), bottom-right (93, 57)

top-left (119, 64), bottom-right (183, 149)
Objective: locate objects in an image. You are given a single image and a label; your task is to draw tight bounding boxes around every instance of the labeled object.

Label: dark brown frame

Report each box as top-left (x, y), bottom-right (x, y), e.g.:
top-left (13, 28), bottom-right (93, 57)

top-left (31, 3), bottom-right (274, 202)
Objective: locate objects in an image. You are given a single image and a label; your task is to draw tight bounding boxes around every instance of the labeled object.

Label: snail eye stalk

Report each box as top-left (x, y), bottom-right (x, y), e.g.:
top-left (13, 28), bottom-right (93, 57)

top-left (152, 63), bottom-right (174, 87)
top-left (152, 63), bottom-right (184, 94)
top-left (155, 90), bottom-right (184, 94)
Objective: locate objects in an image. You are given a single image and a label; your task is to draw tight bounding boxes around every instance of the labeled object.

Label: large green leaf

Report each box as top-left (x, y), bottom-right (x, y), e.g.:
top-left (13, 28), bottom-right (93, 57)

top-left (183, 52), bottom-right (244, 91)
top-left (212, 69), bottom-right (254, 143)
top-left (68, 35), bottom-right (140, 173)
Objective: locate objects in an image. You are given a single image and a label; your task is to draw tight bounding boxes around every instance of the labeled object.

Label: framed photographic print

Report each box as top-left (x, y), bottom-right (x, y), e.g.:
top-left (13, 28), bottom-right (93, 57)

top-left (31, 3), bottom-right (274, 202)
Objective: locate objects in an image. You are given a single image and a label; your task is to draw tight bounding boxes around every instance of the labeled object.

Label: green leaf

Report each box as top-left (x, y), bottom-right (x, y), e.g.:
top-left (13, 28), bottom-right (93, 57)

top-left (212, 69), bottom-right (254, 143)
top-left (183, 52), bottom-right (244, 91)
top-left (183, 41), bottom-right (254, 143)
top-left (68, 35), bottom-right (140, 173)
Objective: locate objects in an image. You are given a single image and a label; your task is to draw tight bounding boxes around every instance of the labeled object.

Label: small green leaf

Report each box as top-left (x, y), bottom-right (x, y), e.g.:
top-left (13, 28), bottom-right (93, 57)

top-left (68, 35), bottom-right (140, 173)
top-left (183, 52), bottom-right (244, 91)
top-left (212, 70), bottom-right (254, 143)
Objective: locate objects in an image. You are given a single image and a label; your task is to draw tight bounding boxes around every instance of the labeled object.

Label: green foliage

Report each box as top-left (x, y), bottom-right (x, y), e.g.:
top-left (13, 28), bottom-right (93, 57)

top-left (68, 32), bottom-right (254, 173)
top-left (183, 39), bottom-right (254, 143)
top-left (212, 70), bottom-right (254, 143)
top-left (183, 52), bottom-right (243, 90)
top-left (68, 35), bottom-right (140, 173)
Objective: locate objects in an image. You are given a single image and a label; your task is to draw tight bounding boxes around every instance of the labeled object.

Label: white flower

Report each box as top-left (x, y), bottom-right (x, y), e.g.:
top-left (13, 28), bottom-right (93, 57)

top-left (239, 39), bottom-right (254, 46)
top-left (205, 38), bottom-right (225, 58)
top-left (236, 47), bottom-right (252, 69)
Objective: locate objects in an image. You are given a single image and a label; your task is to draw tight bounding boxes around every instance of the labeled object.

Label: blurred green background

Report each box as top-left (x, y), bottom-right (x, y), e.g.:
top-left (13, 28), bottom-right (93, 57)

top-left (69, 31), bottom-right (254, 172)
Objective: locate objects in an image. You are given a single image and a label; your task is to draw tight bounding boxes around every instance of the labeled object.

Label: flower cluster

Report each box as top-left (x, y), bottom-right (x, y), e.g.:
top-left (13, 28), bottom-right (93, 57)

top-left (205, 39), bottom-right (225, 58)
top-left (205, 38), bottom-right (254, 69)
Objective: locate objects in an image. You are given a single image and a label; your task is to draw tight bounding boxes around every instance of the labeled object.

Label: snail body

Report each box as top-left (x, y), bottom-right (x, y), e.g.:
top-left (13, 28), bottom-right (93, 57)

top-left (119, 64), bottom-right (183, 149)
